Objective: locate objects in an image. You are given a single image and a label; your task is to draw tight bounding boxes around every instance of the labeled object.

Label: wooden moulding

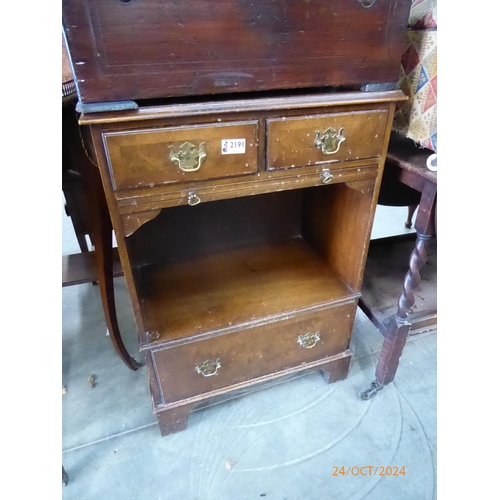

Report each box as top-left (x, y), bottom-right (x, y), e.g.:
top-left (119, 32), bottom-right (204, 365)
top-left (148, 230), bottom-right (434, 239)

top-left (114, 163), bottom-right (380, 216)
top-left (79, 90), bottom-right (407, 125)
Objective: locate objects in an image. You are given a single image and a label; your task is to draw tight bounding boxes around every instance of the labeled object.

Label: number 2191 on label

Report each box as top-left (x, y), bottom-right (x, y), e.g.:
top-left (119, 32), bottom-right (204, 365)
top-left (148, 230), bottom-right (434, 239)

top-left (221, 139), bottom-right (246, 154)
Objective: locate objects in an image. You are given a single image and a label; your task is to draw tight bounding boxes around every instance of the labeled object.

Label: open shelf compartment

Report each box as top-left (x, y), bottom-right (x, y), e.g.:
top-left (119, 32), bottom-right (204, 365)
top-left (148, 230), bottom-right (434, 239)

top-left (124, 183), bottom-right (377, 350)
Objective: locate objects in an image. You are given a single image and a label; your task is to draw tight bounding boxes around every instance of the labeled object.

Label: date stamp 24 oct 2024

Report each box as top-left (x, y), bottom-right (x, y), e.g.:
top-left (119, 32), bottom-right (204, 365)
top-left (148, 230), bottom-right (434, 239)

top-left (332, 466), bottom-right (406, 477)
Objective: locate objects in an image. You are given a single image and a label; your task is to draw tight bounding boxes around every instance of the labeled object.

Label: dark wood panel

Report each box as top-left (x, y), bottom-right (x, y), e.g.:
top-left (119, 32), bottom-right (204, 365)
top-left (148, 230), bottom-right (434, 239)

top-left (359, 235), bottom-right (437, 335)
top-left (387, 132), bottom-right (437, 185)
top-left (152, 302), bottom-right (356, 403)
top-left (62, 248), bottom-right (123, 287)
top-left (63, 0), bottom-right (412, 103)
top-left (126, 189), bottom-right (304, 267)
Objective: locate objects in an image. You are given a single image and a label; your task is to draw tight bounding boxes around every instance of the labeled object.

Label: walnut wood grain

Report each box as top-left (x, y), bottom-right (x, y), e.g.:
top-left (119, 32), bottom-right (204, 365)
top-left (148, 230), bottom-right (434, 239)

top-left (152, 301), bottom-right (356, 404)
top-left (103, 121), bottom-right (259, 190)
top-left (137, 238), bottom-right (357, 348)
top-left (267, 109), bottom-right (388, 170)
top-left (125, 190), bottom-right (303, 267)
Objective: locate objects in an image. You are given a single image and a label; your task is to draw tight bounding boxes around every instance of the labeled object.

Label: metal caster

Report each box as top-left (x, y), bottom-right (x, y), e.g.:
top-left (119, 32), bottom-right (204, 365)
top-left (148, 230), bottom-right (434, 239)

top-left (360, 380), bottom-right (384, 400)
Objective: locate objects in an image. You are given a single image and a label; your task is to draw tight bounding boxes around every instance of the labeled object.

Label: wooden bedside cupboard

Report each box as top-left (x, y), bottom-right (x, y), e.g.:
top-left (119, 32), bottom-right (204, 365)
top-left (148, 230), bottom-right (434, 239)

top-left (63, 0), bottom-right (412, 435)
top-left (80, 90), bottom-right (405, 434)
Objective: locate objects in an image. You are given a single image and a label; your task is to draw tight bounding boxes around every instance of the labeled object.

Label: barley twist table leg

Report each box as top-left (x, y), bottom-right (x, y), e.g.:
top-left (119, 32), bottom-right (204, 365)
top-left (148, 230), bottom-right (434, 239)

top-left (361, 182), bottom-right (436, 399)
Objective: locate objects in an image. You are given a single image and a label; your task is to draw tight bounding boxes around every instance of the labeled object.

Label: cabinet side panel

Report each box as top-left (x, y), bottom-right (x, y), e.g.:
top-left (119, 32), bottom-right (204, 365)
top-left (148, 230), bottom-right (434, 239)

top-left (302, 182), bottom-right (377, 292)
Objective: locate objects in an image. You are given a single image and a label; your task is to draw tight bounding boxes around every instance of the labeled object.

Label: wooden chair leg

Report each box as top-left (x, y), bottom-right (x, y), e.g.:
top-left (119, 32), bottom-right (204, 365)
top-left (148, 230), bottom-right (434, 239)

top-left (405, 204), bottom-right (418, 228)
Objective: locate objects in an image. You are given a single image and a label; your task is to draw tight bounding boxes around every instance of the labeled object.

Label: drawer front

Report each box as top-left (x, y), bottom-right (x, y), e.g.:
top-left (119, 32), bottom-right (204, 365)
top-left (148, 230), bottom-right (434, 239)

top-left (152, 302), bottom-right (356, 404)
top-left (103, 121), bottom-right (259, 191)
top-left (267, 109), bottom-right (388, 171)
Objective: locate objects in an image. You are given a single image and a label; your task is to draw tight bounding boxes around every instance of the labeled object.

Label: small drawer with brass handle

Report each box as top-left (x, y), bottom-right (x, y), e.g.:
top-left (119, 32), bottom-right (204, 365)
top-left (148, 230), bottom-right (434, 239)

top-left (102, 120), bottom-right (259, 191)
top-left (266, 109), bottom-right (388, 171)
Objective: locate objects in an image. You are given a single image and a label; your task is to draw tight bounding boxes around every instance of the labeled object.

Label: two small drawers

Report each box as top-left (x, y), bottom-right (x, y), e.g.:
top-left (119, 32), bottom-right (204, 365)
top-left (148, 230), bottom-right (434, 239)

top-left (103, 108), bottom-right (389, 197)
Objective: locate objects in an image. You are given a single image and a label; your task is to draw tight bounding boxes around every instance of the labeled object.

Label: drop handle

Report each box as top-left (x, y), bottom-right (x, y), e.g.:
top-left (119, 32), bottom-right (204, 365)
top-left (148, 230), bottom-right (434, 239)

top-left (297, 332), bottom-right (321, 349)
top-left (314, 127), bottom-right (346, 155)
top-left (322, 171), bottom-right (334, 184)
top-left (187, 191), bottom-right (201, 206)
top-left (195, 359), bottom-right (221, 377)
top-left (169, 141), bottom-right (207, 172)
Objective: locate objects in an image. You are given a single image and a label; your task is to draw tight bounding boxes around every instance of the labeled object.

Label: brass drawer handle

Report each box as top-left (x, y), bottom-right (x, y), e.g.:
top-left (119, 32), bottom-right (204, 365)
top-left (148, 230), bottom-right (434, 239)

top-left (314, 127), bottom-right (346, 155)
top-left (195, 358), bottom-right (221, 377)
top-left (297, 332), bottom-right (321, 349)
top-left (169, 141), bottom-right (207, 172)
top-left (187, 191), bottom-right (201, 206)
top-left (322, 171), bottom-right (334, 184)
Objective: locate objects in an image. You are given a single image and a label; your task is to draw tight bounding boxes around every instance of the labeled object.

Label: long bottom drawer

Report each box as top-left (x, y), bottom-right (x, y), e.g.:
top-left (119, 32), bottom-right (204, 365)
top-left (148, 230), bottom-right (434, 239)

top-left (150, 301), bottom-right (356, 405)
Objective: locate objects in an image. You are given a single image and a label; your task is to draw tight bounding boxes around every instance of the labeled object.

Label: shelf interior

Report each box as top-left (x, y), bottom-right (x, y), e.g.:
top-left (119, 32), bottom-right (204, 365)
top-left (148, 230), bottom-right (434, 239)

top-left (138, 237), bottom-right (356, 346)
top-left (125, 186), bottom-right (376, 347)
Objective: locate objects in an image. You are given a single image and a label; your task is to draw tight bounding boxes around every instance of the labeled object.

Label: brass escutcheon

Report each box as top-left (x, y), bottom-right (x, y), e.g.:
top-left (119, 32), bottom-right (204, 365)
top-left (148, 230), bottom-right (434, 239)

top-left (169, 141), bottom-right (207, 172)
top-left (297, 331), bottom-right (321, 349)
top-left (195, 358), bottom-right (221, 377)
top-left (314, 127), bottom-right (346, 155)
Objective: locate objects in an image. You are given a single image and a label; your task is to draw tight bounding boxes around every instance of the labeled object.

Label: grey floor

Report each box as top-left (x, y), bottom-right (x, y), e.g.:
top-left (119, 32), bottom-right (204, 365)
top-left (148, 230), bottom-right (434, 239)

top-left (62, 202), bottom-right (436, 500)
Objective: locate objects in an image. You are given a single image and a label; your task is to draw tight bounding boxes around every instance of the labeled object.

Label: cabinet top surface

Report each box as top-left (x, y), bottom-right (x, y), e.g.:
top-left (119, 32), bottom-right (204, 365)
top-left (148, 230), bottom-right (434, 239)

top-left (79, 89), bottom-right (407, 125)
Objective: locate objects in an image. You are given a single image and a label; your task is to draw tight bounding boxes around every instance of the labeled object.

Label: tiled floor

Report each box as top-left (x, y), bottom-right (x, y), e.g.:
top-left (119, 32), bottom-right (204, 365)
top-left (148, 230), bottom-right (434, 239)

top-left (62, 203), bottom-right (436, 499)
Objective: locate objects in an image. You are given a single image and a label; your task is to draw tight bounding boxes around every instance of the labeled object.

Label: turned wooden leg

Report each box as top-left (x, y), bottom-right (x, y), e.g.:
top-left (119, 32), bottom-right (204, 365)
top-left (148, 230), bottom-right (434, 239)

top-left (405, 204), bottom-right (418, 228)
top-left (156, 404), bottom-right (196, 436)
top-left (361, 183), bottom-right (436, 399)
